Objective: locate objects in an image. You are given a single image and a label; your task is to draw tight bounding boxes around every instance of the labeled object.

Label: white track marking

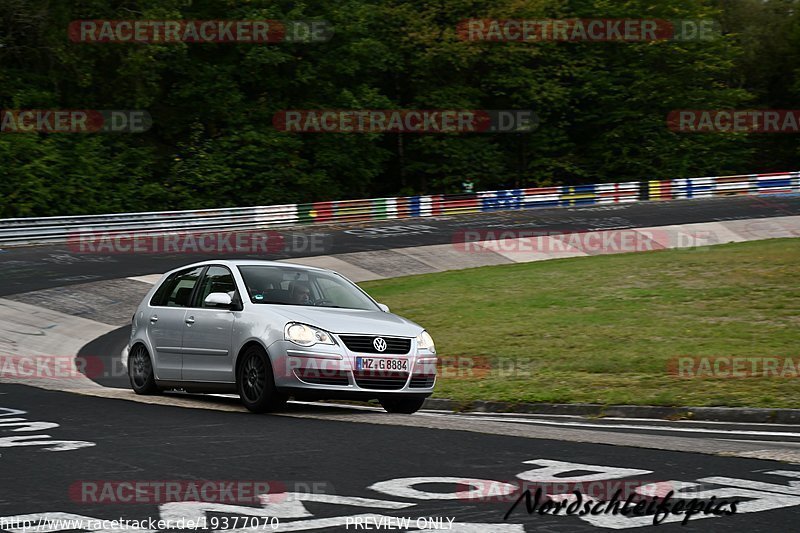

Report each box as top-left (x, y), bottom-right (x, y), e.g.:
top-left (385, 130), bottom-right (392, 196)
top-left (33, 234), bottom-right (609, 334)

top-left (417, 412), bottom-right (800, 438)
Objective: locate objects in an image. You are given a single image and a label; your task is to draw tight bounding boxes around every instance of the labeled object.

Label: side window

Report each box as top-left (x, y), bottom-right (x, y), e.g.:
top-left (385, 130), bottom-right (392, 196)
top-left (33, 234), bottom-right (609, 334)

top-left (197, 266), bottom-right (236, 308)
top-left (151, 267), bottom-right (204, 308)
top-left (149, 273), bottom-right (178, 307)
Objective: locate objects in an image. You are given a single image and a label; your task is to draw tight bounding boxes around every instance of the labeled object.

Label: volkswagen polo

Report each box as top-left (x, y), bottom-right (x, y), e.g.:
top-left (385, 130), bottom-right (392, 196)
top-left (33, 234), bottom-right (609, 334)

top-left (127, 260), bottom-right (437, 413)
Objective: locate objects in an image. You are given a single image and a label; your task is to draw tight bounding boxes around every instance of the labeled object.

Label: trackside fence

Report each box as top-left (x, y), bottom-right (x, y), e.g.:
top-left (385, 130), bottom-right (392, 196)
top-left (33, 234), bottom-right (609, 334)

top-left (0, 171), bottom-right (797, 245)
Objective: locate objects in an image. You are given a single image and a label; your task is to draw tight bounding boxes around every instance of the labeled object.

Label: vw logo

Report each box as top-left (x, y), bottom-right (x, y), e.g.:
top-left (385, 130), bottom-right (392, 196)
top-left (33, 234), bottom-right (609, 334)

top-left (373, 337), bottom-right (387, 352)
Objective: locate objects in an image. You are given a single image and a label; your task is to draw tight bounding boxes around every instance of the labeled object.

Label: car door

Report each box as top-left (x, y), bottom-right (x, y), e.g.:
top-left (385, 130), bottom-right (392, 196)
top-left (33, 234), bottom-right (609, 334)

top-left (146, 266), bottom-right (204, 380)
top-left (180, 265), bottom-right (237, 383)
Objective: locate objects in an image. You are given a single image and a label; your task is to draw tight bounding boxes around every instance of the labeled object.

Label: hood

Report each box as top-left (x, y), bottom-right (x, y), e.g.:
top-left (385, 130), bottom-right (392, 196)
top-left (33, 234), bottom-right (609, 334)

top-left (260, 305), bottom-right (423, 337)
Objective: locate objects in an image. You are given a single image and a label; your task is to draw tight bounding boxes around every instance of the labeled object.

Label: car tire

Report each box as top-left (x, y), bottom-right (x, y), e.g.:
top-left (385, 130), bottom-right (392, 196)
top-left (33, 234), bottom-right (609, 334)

top-left (128, 344), bottom-right (159, 395)
top-left (379, 397), bottom-right (426, 414)
top-left (237, 345), bottom-right (288, 413)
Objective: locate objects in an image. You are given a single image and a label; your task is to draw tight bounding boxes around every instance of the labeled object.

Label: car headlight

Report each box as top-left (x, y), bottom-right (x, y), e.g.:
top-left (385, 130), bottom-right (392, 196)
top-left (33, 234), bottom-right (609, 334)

top-left (284, 323), bottom-right (335, 347)
top-left (416, 330), bottom-right (436, 353)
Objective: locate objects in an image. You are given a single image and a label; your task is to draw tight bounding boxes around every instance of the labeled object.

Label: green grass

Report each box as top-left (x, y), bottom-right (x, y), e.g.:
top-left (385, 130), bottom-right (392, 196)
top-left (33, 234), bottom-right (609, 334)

top-left (360, 238), bottom-right (800, 408)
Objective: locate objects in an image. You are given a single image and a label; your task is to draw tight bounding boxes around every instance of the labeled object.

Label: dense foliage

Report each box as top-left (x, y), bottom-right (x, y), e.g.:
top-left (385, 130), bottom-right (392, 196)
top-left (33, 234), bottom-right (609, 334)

top-left (1, 0), bottom-right (798, 217)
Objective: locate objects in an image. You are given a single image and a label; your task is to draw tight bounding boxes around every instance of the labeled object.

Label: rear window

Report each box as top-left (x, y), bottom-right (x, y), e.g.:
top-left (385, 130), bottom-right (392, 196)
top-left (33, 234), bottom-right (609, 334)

top-left (150, 267), bottom-right (204, 307)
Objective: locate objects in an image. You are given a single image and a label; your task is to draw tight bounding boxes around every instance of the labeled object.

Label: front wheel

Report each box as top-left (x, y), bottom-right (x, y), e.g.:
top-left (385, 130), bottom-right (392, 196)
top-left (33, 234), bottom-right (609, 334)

top-left (237, 346), bottom-right (287, 413)
top-left (379, 397), bottom-right (426, 414)
top-left (128, 344), bottom-right (159, 395)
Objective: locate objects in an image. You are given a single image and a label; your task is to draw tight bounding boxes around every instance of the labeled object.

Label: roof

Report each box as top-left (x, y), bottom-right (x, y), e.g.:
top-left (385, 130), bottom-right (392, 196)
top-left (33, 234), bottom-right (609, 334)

top-left (164, 259), bottom-right (330, 274)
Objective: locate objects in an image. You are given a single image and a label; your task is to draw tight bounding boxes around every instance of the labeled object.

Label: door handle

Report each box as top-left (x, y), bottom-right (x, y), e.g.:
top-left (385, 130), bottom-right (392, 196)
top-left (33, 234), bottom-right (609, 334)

top-left (150, 315), bottom-right (158, 323)
top-left (185, 316), bottom-right (195, 325)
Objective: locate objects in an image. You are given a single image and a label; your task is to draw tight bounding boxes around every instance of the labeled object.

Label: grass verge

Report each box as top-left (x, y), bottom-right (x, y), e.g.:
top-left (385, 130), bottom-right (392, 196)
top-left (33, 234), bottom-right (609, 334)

top-left (361, 238), bottom-right (800, 408)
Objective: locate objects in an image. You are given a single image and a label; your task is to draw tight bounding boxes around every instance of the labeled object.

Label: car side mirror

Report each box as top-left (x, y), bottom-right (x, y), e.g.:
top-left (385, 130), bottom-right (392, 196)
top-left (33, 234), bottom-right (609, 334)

top-left (205, 292), bottom-right (233, 308)
top-left (377, 303), bottom-right (390, 313)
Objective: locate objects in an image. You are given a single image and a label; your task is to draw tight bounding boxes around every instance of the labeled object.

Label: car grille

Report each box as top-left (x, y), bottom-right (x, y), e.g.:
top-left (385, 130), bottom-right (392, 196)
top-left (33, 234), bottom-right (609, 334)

top-left (409, 374), bottom-right (435, 388)
top-left (353, 370), bottom-right (409, 390)
top-left (339, 335), bottom-right (411, 354)
top-left (294, 369), bottom-right (350, 386)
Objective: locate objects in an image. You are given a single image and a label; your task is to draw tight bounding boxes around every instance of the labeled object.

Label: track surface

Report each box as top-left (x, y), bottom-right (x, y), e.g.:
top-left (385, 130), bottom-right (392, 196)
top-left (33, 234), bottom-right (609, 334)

top-left (2, 194), bottom-right (799, 296)
top-left (2, 384), bottom-right (800, 532)
top-left (79, 327), bottom-right (800, 449)
top-left (4, 195), bottom-right (800, 531)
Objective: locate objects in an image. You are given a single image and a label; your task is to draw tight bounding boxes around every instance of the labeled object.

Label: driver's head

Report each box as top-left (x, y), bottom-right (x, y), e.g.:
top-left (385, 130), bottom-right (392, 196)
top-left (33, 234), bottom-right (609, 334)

top-left (289, 281), bottom-right (311, 304)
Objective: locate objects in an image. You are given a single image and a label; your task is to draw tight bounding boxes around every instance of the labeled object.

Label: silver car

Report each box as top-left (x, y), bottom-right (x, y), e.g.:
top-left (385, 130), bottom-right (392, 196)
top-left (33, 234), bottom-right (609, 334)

top-left (127, 260), bottom-right (437, 413)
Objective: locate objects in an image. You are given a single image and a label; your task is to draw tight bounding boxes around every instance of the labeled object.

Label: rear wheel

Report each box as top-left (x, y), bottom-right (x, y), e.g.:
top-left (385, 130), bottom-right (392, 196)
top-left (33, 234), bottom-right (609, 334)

top-left (237, 345), bottom-right (287, 413)
top-left (128, 344), bottom-right (159, 395)
top-left (379, 397), bottom-right (426, 414)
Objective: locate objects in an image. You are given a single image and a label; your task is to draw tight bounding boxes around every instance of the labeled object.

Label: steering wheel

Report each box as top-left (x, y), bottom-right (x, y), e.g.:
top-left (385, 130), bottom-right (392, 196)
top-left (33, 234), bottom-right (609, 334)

top-left (313, 298), bottom-right (336, 306)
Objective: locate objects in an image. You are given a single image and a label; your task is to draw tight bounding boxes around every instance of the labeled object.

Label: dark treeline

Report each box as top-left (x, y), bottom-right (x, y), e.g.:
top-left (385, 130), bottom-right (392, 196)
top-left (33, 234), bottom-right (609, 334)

top-left (1, 0), bottom-right (799, 217)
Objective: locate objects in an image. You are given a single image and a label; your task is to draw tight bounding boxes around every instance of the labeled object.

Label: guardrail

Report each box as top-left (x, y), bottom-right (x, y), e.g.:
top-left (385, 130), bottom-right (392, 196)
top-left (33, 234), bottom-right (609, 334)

top-left (1, 171), bottom-right (797, 246)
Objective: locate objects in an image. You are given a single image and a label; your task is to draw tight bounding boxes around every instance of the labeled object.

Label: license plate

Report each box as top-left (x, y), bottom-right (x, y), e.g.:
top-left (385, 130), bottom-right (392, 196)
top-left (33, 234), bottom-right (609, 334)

top-left (356, 357), bottom-right (409, 372)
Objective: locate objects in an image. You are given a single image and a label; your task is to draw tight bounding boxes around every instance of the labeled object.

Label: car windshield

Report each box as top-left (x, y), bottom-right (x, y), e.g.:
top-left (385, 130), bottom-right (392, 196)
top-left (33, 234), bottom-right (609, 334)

top-left (237, 265), bottom-right (379, 311)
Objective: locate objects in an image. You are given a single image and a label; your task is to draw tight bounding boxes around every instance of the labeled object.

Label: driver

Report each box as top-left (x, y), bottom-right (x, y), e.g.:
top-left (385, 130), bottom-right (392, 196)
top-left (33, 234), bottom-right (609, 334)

top-left (289, 281), bottom-right (312, 305)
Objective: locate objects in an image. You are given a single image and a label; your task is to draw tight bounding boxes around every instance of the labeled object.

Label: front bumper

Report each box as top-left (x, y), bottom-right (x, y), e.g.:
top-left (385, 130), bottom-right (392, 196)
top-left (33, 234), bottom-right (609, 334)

top-left (268, 338), bottom-right (437, 396)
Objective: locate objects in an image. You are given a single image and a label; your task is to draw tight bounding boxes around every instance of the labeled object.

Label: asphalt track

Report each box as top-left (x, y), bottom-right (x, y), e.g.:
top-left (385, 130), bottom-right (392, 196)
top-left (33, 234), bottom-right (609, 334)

top-left (3, 195), bottom-right (800, 531)
top-left (1, 194), bottom-right (799, 296)
top-left (78, 326), bottom-right (800, 448)
top-left (2, 384), bottom-right (799, 532)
